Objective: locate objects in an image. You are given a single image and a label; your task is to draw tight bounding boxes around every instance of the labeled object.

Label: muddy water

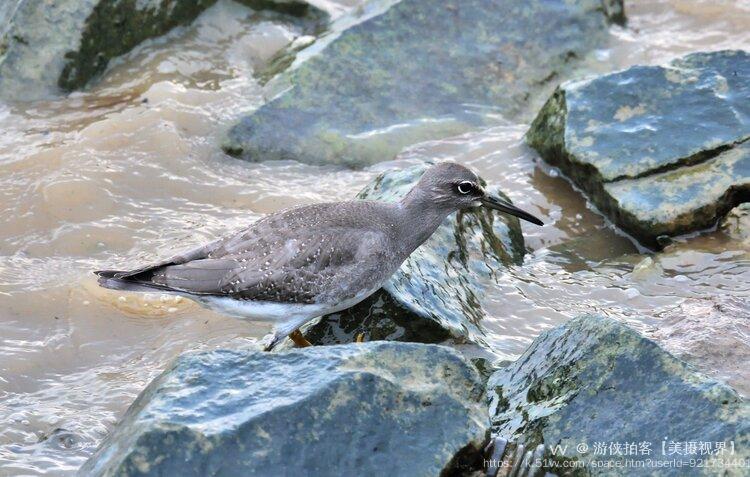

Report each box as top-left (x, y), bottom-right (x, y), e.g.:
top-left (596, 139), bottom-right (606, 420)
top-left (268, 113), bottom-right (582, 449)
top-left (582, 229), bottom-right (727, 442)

top-left (1, 0), bottom-right (749, 474)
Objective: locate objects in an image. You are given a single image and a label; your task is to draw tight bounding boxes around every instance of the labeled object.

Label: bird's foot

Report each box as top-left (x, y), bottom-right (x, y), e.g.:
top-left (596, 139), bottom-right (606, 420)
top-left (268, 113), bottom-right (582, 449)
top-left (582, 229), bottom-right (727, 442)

top-left (355, 333), bottom-right (365, 343)
top-left (289, 329), bottom-right (312, 348)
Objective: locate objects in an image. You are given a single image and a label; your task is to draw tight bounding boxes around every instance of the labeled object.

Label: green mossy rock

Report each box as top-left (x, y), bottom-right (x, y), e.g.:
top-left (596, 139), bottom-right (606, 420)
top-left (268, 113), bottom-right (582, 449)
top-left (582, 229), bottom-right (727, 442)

top-left (224, 0), bottom-right (624, 167)
top-left (303, 163), bottom-right (525, 347)
top-left (0, 0), bottom-right (325, 100)
top-left (527, 50), bottom-right (750, 248)
top-left (487, 315), bottom-right (750, 476)
top-left (81, 342), bottom-right (489, 476)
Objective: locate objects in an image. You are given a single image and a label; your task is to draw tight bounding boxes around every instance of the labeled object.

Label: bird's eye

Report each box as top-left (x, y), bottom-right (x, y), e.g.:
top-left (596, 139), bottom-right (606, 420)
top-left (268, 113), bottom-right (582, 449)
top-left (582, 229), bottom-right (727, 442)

top-left (456, 181), bottom-right (474, 195)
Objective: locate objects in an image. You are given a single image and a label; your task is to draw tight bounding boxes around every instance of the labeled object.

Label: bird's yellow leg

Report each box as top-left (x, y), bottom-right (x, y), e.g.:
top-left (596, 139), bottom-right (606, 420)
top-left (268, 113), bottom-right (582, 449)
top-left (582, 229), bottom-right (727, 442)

top-left (355, 333), bottom-right (365, 343)
top-left (289, 329), bottom-right (312, 348)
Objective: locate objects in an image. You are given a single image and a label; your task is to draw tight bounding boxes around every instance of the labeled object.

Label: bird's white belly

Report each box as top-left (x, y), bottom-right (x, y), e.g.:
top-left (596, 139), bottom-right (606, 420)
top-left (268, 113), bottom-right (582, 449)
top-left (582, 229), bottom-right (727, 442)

top-left (194, 286), bottom-right (381, 322)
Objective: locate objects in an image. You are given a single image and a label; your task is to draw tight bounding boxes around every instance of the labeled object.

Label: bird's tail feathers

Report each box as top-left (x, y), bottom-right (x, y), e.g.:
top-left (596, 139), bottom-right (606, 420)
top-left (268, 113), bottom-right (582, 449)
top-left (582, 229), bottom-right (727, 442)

top-left (94, 270), bottom-right (176, 294)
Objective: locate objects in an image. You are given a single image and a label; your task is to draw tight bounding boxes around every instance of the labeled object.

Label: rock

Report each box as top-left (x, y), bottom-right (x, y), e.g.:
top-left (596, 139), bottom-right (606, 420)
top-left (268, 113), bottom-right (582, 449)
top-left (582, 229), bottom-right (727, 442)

top-left (648, 296), bottom-right (750, 398)
top-left (303, 163), bottom-right (526, 347)
top-left (630, 256), bottom-right (663, 281)
top-left (0, 0), bottom-right (325, 100)
top-left (527, 50), bottom-right (750, 249)
top-left (720, 203), bottom-right (750, 246)
top-left (81, 342), bottom-right (489, 476)
top-left (303, 288), bottom-right (454, 345)
top-left (224, 0), bottom-right (624, 167)
top-left (487, 315), bottom-right (750, 475)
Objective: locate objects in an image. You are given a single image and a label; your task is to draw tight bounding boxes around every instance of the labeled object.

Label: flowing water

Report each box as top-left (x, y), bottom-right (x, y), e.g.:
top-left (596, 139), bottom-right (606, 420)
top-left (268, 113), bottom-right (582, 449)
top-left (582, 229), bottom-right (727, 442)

top-left (1, 0), bottom-right (749, 474)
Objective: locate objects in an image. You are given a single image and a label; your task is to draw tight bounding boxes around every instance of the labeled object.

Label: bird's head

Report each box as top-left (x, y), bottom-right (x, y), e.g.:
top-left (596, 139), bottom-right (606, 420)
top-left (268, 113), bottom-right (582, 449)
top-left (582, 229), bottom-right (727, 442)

top-left (410, 162), bottom-right (544, 226)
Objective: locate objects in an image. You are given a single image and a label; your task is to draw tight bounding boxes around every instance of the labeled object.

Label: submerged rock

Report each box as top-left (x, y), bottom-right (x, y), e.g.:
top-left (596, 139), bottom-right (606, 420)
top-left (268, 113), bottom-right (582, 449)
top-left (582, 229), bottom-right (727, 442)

top-left (224, 0), bottom-right (624, 167)
top-left (303, 163), bottom-right (526, 347)
top-left (0, 0), bottom-right (325, 100)
top-left (81, 342), bottom-right (489, 476)
top-left (527, 50), bottom-right (750, 248)
top-left (487, 315), bottom-right (750, 475)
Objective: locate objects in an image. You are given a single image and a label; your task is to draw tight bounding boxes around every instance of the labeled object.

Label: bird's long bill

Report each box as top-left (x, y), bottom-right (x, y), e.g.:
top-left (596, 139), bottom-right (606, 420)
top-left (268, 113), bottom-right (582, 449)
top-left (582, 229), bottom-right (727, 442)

top-left (481, 195), bottom-right (544, 226)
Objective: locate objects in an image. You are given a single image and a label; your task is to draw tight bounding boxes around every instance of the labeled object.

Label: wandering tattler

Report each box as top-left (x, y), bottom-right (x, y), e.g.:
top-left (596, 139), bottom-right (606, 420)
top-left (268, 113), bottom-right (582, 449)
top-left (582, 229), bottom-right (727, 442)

top-left (96, 162), bottom-right (543, 350)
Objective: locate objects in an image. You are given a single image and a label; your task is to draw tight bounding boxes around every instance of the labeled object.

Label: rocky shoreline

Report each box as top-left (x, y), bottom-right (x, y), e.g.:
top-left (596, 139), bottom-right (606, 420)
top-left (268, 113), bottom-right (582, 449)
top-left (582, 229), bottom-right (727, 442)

top-left (2, 0), bottom-right (748, 475)
top-left (82, 314), bottom-right (750, 476)
top-left (80, 157), bottom-right (750, 475)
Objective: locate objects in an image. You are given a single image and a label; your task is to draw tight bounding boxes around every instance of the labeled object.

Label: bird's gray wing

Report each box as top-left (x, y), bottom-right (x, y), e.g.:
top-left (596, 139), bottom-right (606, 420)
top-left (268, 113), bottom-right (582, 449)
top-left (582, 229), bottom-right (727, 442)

top-left (101, 208), bottom-right (316, 285)
top-left (152, 227), bottom-right (390, 303)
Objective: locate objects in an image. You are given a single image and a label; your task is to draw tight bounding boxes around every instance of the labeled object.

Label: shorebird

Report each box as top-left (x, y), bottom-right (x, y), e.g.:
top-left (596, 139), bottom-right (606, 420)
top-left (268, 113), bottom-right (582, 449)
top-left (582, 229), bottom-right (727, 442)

top-left (96, 162), bottom-right (543, 350)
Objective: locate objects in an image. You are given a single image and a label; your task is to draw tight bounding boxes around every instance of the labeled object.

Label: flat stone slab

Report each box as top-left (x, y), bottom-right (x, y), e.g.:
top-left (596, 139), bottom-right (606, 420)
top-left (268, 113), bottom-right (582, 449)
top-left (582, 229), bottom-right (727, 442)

top-left (81, 342), bottom-right (489, 476)
top-left (0, 0), bottom-right (324, 100)
top-left (224, 0), bottom-right (623, 167)
top-left (527, 50), bottom-right (750, 248)
top-left (487, 315), bottom-right (750, 476)
top-left (302, 162), bottom-right (525, 347)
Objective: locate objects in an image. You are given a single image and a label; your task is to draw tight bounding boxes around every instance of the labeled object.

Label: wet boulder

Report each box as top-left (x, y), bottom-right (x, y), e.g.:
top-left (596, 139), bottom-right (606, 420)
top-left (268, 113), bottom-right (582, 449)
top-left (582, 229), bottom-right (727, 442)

top-left (302, 288), bottom-right (454, 345)
top-left (303, 163), bottom-right (526, 347)
top-left (0, 0), bottom-right (325, 100)
top-left (81, 341), bottom-right (490, 476)
top-left (487, 315), bottom-right (750, 475)
top-left (223, 0), bottom-right (625, 167)
top-left (527, 50), bottom-right (750, 248)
